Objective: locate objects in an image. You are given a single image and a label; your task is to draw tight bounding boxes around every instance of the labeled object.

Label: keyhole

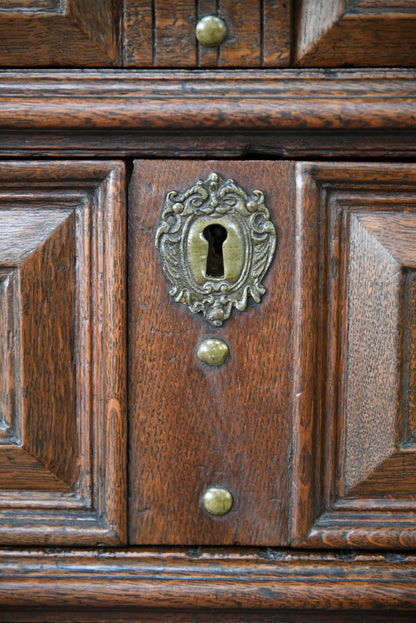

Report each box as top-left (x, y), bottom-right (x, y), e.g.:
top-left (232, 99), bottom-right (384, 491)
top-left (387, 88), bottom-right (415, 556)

top-left (203, 224), bottom-right (228, 278)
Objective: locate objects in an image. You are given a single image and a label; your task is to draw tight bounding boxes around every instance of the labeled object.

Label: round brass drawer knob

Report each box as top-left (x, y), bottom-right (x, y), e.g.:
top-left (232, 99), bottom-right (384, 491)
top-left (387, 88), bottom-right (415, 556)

top-left (197, 338), bottom-right (229, 366)
top-left (202, 487), bottom-right (233, 516)
top-left (196, 15), bottom-right (227, 47)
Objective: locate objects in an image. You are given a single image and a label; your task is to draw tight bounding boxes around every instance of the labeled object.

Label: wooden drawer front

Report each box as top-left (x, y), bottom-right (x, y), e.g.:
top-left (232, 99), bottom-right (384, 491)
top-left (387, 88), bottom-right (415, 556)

top-left (0, 161), bottom-right (126, 545)
top-left (128, 160), bottom-right (294, 545)
top-left (123, 0), bottom-right (291, 67)
top-left (292, 162), bottom-right (416, 549)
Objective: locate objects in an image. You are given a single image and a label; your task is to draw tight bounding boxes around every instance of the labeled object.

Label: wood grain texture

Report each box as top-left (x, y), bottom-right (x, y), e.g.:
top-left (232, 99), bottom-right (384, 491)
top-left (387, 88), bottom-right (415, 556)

top-left (0, 0), bottom-right (64, 13)
top-left (122, 0), bottom-right (153, 66)
top-left (0, 0), bottom-right (120, 66)
top-left (123, 0), bottom-right (290, 67)
top-left (154, 0), bottom-right (196, 67)
top-left (294, 0), bottom-right (416, 66)
top-left (0, 161), bottom-right (126, 545)
top-left (292, 162), bottom-right (416, 549)
top-left (129, 160), bottom-right (293, 545)
top-left (343, 212), bottom-right (400, 492)
top-left (0, 447), bottom-right (73, 491)
top-left (264, 0), bottom-right (292, 67)
top-left (2, 129), bottom-right (416, 160)
top-left (20, 211), bottom-right (76, 487)
top-left (218, 0), bottom-right (261, 67)
top-left (0, 70), bottom-right (414, 133)
top-left (0, 549), bottom-right (416, 612)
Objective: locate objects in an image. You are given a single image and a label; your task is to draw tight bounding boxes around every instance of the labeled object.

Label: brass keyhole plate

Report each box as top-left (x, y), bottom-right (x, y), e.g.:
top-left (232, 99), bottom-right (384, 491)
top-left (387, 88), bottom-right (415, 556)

top-left (155, 172), bottom-right (277, 326)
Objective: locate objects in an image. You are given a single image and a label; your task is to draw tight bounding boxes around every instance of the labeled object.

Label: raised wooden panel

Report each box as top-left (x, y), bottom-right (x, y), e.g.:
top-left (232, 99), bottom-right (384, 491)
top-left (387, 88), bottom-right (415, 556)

top-left (294, 0), bottom-right (416, 66)
top-left (1, 549), bottom-right (416, 615)
top-left (0, 161), bottom-right (126, 545)
top-left (123, 1), bottom-right (291, 67)
top-left (0, 0), bottom-right (119, 66)
top-left (129, 160), bottom-right (294, 545)
top-left (292, 163), bottom-right (416, 549)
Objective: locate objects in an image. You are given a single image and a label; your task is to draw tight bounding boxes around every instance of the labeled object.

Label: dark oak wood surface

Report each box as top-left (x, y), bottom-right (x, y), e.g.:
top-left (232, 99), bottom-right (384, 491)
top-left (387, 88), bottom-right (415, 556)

top-left (295, 0), bottom-right (416, 67)
top-left (129, 160), bottom-right (293, 545)
top-left (2, 0), bottom-right (416, 614)
top-left (123, 0), bottom-right (291, 67)
top-left (1, 548), bottom-right (416, 613)
top-left (292, 162), bottom-right (416, 549)
top-left (0, 161), bottom-right (127, 545)
top-left (0, 70), bottom-right (413, 159)
top-left (0, 0), bottom-right (120, 66)
top-left (0, 70), bottom-right (412, 131)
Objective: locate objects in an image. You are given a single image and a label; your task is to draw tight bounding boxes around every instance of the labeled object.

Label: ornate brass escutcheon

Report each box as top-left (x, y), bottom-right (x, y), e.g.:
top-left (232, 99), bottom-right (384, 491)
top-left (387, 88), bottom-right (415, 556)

top-left (155, 172), bottom-right (277, 326)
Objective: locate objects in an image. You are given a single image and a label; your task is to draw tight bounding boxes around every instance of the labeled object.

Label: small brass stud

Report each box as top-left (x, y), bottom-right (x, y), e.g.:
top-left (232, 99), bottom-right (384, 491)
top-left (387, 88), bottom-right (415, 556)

top-left (202, 487), bottom-right (233, 516)
top-left (196, 15), bottom-right (227, 47)
top-left (197, 338), bottom-right (229, 366)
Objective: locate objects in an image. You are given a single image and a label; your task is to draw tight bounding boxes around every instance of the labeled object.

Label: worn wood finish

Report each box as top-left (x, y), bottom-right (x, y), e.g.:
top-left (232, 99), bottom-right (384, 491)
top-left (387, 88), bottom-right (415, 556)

top-left (2, 129), bottom-right (416, 160)
top-left (2, 0), bottom-right (416, 613)
top-left (0, 161), bottom-right (126, 545)
top-left (154, 0), bottom-right (196, 67)
top-left (129, 160), bottom-right (293, 545)
top-left (1, 549), bottom-right (416, 612)
top-left (263, 0), bottom-right (292, 67)
top-left (122, 0), bottom-right (153, 65)
top-left (0, 70), bottom-right (414, 133)
top-left (123, 1), bottom-right (291, 67)
top-left (0, 0), bottom-right (120, 66)
top-left (294, 0), bottom-right (416, 67)
top-left (218, 0), bottom-right (261, 67)
top-left (292, 163), bottom-right (416, 549)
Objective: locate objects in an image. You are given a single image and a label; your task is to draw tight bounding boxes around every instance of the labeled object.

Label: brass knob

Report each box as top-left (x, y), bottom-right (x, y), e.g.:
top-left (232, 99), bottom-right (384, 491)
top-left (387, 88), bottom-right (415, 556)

top-left (202, 487), bottom-right (233, 516)
top-left (197, 338), bottom-right (229, 366)
top-left (196, 16), bottom-right (227, 47)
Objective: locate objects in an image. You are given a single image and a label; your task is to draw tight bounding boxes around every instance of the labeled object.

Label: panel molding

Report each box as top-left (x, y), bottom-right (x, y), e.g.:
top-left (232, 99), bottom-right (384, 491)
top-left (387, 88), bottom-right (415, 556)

top-left (0, 161), bottom-right (126, 545)
top-left (0, 71), bottom-right (412, 158)
top-left (292, 162), bottom-right (416, 549)
top-left (0, 549), bottom-right (416, 612)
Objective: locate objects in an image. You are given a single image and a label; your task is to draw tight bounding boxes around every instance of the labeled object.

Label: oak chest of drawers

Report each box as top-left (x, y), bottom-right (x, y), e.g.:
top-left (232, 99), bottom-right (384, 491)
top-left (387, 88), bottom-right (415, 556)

top-left (1, 1), bottom-right (416, 621)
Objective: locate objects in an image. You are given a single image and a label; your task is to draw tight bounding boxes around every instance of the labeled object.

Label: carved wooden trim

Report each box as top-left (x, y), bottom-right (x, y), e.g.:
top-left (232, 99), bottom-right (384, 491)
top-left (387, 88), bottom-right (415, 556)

top-left (0, 161), bottom-right (126, 545)
top-left (0, 70), bottom-right (413, 157)
top-left (0, 549), bottom-right (415, 611)
top-left (0, 70), bottom-right (413, 131)
top-left (292, 162), bottom-right (416, 549)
